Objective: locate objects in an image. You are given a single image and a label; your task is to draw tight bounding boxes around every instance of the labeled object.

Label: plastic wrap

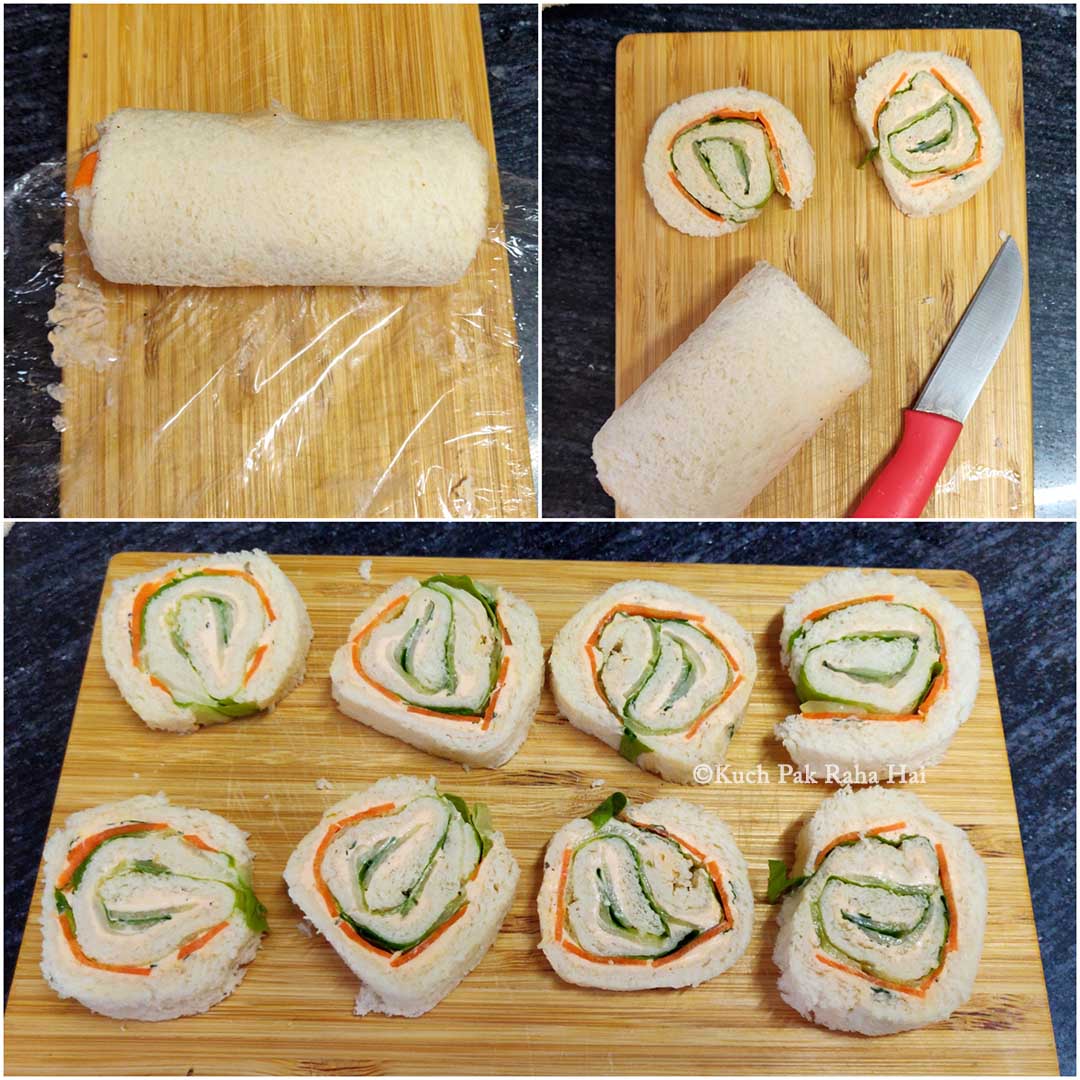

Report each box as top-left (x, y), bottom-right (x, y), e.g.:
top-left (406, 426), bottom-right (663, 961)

top-left (6, 158), bottom-right (537, 519)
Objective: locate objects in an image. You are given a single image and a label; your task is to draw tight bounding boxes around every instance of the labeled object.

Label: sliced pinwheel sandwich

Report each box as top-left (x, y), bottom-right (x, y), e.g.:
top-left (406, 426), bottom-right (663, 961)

top-left (330, 575), bottom-right (543, 768)
top-left (284, 776), bottom-right (518, 1017)
top-left (770, 785), bottom-right (986, 1034)
top-left (644, 86), bottom-right (815, 237)
top-left (538, 792), bottom-right (753, 990)
top-left (775, 569), bottom-right (980, 778)
top-left (40, 794), bottom-right (267, 1021)
top-left (549, 581), bottom-right (756, 784)
top-left (102, 550), bottom-right (312, 733)
top-left (854, 51), bottom-right (1004, 217)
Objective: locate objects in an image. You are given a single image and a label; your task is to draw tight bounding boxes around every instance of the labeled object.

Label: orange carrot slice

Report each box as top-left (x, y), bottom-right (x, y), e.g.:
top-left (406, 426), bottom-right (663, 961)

top-left (58, 914), bottom-right (151, 975)
top-left (815, 821), bottom-right (906, 868)
top-left (178, 920), bottom-right (229, 960)
top-left (313, 804), bottom-right (397, 916)
top-left (72, 151), bottom-right (99, 192)
top-left (56, 822), bottom-right (170, 889)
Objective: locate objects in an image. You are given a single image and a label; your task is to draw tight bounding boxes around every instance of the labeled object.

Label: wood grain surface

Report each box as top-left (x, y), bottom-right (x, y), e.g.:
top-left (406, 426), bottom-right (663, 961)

top-left (57, 4), bottom-right (535, 519)
top-left (615, 29), bottom-right (1032, 519)
top-left (4, 553), bottom-right (1057, 1075)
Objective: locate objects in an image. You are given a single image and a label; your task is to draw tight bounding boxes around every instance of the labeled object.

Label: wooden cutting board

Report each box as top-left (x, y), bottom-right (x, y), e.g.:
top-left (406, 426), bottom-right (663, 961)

top-left (4, 554), bottom-right (1056, 1074)
top-left (57, 4), bottom-right (535, 518)
top-left (615, 29), bottom-right (1032, 519)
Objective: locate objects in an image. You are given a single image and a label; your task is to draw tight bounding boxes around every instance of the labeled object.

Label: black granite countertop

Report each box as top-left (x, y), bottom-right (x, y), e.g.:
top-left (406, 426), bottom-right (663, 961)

top-left (541, 4), bottom-right (1076, 520)
top-left (4, 521), bottom-right (1074, 1070)
top-left (3, 3), bottom-right (538, 516)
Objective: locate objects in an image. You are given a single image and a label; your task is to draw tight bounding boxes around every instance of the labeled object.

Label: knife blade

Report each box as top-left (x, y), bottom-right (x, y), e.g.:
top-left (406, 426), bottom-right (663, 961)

top-left (851, 236), bottom-right (1024, 518)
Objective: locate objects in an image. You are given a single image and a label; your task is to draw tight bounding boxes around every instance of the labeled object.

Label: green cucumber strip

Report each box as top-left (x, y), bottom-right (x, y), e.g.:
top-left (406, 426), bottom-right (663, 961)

top-left (766, 859), bottom-right (810, 903)
top-left (618, 729), bottom-right (652, 764)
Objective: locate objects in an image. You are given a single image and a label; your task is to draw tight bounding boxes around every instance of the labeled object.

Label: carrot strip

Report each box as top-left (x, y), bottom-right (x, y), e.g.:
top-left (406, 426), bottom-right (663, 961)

top-left (313, 804), bottom-right (397, 916)
top-left (72, 151), bottom-right (99, 192)
top-left (684, 673), bottom-right (744, 740)
top-left (554, 848), bottom-right (571, 943)
top-left (339, 920), bottom-right (394, 958)
top-left (243, 644), bottom-right (269, 686)
top-left (815, 822), bottom-right (906, 868)
top-left (148, 676), bottom-right (171, 694)
top-left (56, 822), bottom-right (170, 889)
top-left (481, 655), bottom-right (511, 732)
top-left (930, 68), bottom-right (982, 125)
top-left (910, 153), bottom-right (983, 188)
top-left (937, 843), bottom-right (959, 954)
top-left (58, 914), bottom-right (151, 975)
top-left (182, 833), bottom-right (219, 853)
top-left (390, 904), bottom-right (469, 967)
top-left (803, 595), bottom-right (894, 623)
top-left (178, 920), bottom-right (229, 960)
top-left (667, 170), bottom-right (726, 222)
top-left (130, 572), bottom-right (179, 664)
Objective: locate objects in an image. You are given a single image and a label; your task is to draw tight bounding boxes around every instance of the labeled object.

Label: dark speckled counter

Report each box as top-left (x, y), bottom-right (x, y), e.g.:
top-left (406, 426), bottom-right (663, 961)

top-left (2, 3), bottom-right (538, 515)
top-left (4, 521), bottom-right (1074, 1070)
top-left (541, 4), bottom-right (1076, 519)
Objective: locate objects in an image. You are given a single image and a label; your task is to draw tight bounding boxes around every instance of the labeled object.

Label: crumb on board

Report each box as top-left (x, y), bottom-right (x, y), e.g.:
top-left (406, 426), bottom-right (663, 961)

top-left (589, 779), bottom-right (605, 788)
top-left (49, 242), bottom-right (64, 255)
top-left (296, 921), bottom-right (314, 938)
top-left (132, 772), bottom-right (140, 779)
top-left (263, 793), bottom-right (270, 800)
top-left (315, 777), bottom-right (333, 790)
top-left (461, 763), bottom-right (472, 772)
top-left (358, 559), bottom-right (373, 581)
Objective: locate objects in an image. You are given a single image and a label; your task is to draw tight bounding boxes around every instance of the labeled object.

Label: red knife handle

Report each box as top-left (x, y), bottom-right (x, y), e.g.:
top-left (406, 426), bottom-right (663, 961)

top-left (851, 409), bottom-right (964, 518)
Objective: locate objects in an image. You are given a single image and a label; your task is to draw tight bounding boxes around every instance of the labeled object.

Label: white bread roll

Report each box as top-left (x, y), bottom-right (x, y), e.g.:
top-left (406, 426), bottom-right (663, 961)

top-left (74, 106), bottom-right (489, 286)
top-left (593, 262), bottom-right (870, 518)
top-left (853, 52), bottom-right (1004, 217)
top-left (538, 792), bottom-right (753, 990)
top-left (772, 786), bottom-right (987, 1034)
top-left (40, 794), bottom-right (266, 1021)
top-left (775, 569), bottom-right (980, 779)
top-left (102, 549), bottom-right (312, 733)
top-left (330, 575), bottom-right (543, 768)
top-left (284, 776), bottom-right (518, 1017)
top-left (644, 87), bottom-right (815, 237)
top-left (549, 580), bottom-right (756, 784)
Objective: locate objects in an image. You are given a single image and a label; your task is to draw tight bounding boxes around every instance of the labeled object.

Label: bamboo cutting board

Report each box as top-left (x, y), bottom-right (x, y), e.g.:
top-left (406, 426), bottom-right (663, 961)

top-left (615, 29), bottom-right (1033, 518)
top-left (57, 5), bottom-right (535, 518)
top-left (4, 553), bottom-right (1057, 1074)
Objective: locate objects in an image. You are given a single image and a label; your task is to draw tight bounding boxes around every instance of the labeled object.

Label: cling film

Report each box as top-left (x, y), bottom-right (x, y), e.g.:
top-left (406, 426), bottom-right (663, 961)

top-left (7, 158), bottom-right (537, 519)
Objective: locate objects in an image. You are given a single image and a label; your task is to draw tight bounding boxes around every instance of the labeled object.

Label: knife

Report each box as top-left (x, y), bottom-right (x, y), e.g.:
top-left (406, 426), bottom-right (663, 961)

top-left (851, 236), bottom-right (1024, 518)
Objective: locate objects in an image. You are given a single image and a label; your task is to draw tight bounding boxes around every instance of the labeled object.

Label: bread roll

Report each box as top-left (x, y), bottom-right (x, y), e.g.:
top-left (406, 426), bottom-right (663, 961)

top-left (549, 580), bottom-right (756, 784)
top-left (775, 569), bottom-right (980, 778)
top-left (538, 792), bottom-right (753, 990)
top-left (644, 87), bottom-right (815, 237)
top-left (74, 106), bottom-right (489, 286)
top-left (771, 786), bottom-right (987, 1034)
top-left (40, 794), bottom-right (266, 1021)
top-left (284, 776), bottom-right (518, 1017)
top-left (330, 575), bottom-right (543, 767)
top-left (593, 262), bottom-right (870, 518)
top-left (853, 52), bottom-right (1004, 217)
top-left (102, 549), bottom-right (312, 733)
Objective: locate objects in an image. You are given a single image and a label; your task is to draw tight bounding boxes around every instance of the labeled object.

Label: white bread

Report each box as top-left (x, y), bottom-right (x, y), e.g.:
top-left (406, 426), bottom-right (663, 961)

top-left (284, 776), bottom-right (518, 1017)
top-left (773, 786), bottom-right (987, 1034)
top-left (644, 87), bottom-right (815, 237)
top-left (40, 794), bottom-right (266, 1021)
top-left (549, 580), bottom-right (756, 784)
top-left (853, 52), bottom-right (1003, 217)
top-left (75, 106), bottom-right (489, 286)
top-left (102, 549), bottom-right (312, 733)
top-left (592, 261), bottom-right (870, 518)
top-left (331, 575), bottom-right (543, 768)
top-left (538, 793), bottom-right (753, 990)
top-left (775, 569), bottom-right (980, 778)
